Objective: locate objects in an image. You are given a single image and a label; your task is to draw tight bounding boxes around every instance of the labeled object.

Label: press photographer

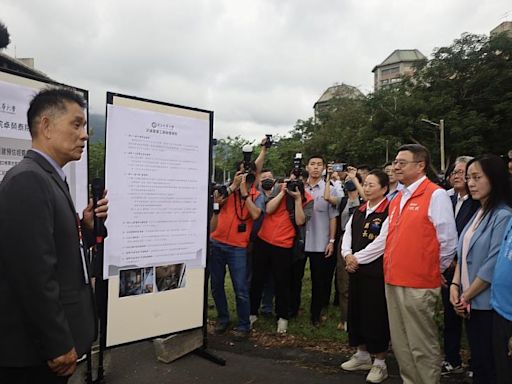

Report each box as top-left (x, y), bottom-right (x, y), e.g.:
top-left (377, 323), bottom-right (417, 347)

top-left (249, 155), bottom-right (313, 334)
top-left (209, 144), bottom-right (265, 339)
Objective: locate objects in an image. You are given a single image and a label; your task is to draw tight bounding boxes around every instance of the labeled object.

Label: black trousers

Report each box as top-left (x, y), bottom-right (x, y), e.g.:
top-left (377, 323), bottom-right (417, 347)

top-left (289, 256), bottom-right (307, 317)
top-left (492, 311), bottom-right (512, 384)
top-left (467, 309), bottom-right (496, 384)
top-left (441, 266), bottom-right (463, 366)
top-left (0, 365), bottom-right (69, 384)
top-left (308, 251), bottom-right (336, 322)
top-left (250, 237), bottom-right (292, 320)
top-left (347, 268), bottom-right (390, 354)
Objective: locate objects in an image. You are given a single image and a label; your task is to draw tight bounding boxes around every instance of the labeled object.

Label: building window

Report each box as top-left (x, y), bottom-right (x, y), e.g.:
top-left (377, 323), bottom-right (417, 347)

top-left (381, 66), bottom-right (400, 76)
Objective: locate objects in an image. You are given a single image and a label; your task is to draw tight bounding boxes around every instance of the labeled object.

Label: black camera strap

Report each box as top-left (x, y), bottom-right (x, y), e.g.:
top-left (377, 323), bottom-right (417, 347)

top-left (234, 190), bottom-right (251, 222)
top-left (286, 195), bottom-right (301, 235)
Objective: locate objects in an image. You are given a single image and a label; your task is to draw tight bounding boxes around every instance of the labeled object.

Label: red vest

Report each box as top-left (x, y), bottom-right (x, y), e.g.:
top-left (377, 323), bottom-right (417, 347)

top-left (384, 178), bottom-right (442, 288)
top-left (258, 192), bottom-right (313, 248)
top-left (211, 188), bottom-right (260, 248)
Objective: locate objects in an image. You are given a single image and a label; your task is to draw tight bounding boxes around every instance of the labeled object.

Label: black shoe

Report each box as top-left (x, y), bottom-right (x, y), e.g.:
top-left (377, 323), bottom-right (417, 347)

top-left (214, 322), bottom-right (229, 334)
top-left (232, 328), bottom-right (250, 340)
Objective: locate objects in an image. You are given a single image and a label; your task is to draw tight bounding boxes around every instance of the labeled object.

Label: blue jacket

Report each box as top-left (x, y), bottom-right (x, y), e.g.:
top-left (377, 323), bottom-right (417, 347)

top-left (491, 217), bottom-right (512, 321)
top-left (457, 204), bottom-right (512, 310)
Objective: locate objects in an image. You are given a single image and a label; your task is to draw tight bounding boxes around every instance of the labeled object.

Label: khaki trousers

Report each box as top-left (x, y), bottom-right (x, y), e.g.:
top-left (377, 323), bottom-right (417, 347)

top-left (385, 284), bottom-right (442, 384)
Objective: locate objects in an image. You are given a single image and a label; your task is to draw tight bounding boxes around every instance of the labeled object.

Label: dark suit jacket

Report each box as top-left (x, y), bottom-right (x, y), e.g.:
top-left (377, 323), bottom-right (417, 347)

top-left (0, 150), bottom-right (96, 367)
top-left (451, 193), bottom-right (480, 236)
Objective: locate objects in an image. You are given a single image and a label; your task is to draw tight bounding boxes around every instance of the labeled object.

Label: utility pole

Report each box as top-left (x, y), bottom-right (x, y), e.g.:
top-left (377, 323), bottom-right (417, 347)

top-left (421, 118), bottom-right (446, 173)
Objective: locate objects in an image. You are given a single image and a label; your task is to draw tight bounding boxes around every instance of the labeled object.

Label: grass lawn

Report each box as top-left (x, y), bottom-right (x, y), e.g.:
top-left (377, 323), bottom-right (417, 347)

top-left (208, 261), bottom-right (348, 343)
top-left (207, 259), bottom-right (469, 355)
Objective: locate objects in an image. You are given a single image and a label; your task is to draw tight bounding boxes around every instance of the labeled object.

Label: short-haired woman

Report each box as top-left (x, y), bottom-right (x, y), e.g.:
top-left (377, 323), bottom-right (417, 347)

top-left (340, 169), bottom-right (391, 383)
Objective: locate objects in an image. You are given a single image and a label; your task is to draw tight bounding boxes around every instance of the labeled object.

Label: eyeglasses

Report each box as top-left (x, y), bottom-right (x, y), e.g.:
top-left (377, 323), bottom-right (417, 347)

top-left (450, 170), bottom-right (465, 177)
top-left (392, 160), bottom-right (421, 167)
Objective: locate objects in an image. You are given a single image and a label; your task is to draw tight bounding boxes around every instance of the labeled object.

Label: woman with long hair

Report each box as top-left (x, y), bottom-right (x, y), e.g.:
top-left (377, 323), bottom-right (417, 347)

top-left (450, 154), bottom-right (512, 384)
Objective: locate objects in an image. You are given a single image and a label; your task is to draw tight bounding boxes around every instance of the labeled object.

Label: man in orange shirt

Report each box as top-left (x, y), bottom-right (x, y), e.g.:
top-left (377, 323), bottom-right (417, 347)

top-left (210, 164), bottom-right (264, 339)
top-left (383, 144), bottom-right (457, 384)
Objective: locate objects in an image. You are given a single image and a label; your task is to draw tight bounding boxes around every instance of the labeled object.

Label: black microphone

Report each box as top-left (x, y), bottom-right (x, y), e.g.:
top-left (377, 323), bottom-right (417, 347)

top-left (91, 178), bottom-right (105, 244)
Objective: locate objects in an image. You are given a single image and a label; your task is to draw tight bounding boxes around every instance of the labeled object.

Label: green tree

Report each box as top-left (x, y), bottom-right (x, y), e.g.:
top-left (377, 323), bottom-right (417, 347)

top-left (88, 142), bottom-right (105, 181)
top-left (0, 21), bottom-right (10, 50)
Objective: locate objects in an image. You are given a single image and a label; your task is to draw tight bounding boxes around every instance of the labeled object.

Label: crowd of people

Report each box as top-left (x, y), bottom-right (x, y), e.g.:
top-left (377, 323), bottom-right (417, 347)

top-left (209, 138), bottom-right (512, 384)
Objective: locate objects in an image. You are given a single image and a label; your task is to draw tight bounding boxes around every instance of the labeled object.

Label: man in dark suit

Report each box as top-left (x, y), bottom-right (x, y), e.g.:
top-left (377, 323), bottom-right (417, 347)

top-left (0, 88), bottom-right (108, 383)
top-left (440, 156), bottom-right (479, 376)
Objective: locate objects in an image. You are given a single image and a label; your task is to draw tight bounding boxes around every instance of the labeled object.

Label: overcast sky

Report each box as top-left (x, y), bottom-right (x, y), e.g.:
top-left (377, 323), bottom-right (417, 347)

top-left (2, 0), bottom-right (511, 141)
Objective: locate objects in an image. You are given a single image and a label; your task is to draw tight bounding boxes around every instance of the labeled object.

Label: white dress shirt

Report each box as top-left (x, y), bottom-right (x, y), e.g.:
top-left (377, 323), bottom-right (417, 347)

top-left (342, 198), bottom-right (389, 264)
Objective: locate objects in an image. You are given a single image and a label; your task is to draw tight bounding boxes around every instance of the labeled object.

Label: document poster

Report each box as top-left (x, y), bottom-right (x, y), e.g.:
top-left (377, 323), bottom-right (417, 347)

top-left (0, 70), bottom-right (89, 213)
top-left (104, 93), bottom-right (212, 347)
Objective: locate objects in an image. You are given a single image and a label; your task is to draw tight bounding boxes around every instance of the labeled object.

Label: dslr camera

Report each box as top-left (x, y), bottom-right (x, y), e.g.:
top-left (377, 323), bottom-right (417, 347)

top-left (286, 153), bottom-right (305, 193)
top-left (212, 183), bottom-right (229, 199)
top-left (241, 145), bottom-right (257, 185)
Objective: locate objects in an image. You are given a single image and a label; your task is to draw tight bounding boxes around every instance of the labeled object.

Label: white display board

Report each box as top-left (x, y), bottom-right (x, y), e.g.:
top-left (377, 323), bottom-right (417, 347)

top-left (104, 92), bottom-right (212, 347)
top-left (0, 69), bottom-right (89, 213)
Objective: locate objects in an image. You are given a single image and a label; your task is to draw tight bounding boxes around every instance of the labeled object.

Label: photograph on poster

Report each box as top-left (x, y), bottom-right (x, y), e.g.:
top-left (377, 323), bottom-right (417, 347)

top-left (119, 267), bottom-right (154, 297)
top-left (155, 263), bottom-right (186, 292)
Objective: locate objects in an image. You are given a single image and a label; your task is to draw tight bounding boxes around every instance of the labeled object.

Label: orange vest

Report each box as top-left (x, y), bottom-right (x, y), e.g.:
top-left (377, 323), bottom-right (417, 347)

top-left (258, 192), bottom-right (313, 248)
top-left (211, 188), bottom-right (260, 248)
top-left (384, 178), bottom-right (442, 288)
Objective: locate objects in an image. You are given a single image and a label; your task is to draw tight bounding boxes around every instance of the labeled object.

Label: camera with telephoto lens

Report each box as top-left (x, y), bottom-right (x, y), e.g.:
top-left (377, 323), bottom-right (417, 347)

top-left (286, 153), bottom-right (305, 193)
top-left (241, 145), bottom-right (256, 185)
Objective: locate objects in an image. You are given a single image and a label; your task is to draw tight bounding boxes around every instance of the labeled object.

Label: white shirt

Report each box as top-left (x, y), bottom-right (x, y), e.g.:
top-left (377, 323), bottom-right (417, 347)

top-left (454, 193), bottom-right (469, 217)
top-left (398, 176), bottom-right (458, 271)
top-left (331, 180), bottom-right (345, 198)
top-left (342, 198), bottom-right (389, 264)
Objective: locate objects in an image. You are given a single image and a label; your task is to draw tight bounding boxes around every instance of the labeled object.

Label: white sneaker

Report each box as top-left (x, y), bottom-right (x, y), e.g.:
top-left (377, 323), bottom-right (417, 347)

top-left (276, 318), bottom-right (288, 333)
top-left (249, 315), bottom-right (258, 328)
top-left (366, 364), bottom-right (388, 383)
top-left (340, 354), bottom-right (373, 371)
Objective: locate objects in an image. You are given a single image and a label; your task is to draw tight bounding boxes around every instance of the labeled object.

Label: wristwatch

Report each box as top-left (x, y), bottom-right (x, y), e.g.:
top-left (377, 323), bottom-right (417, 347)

top-left (240, 194), bottom-right (248, 200)
top-left (329, 239), bottom-right (335, 244)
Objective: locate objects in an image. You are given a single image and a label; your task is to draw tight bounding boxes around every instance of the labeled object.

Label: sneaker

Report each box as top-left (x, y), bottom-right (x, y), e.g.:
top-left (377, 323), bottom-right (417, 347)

top-left (340, 354), bottom-right (373, 371)
top-left (277, 318), bottom-right (288, 334)
top-left (249, 315), bottom-right (258, 328)
top-left (441, 361), bottom-right (464, 375)
top-left (366, 365), bottom-right (388, 383)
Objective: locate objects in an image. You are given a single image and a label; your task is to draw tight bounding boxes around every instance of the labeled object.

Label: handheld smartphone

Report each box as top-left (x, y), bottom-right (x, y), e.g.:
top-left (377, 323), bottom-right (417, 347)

top-left (332, 163), bottom-right (347, 172)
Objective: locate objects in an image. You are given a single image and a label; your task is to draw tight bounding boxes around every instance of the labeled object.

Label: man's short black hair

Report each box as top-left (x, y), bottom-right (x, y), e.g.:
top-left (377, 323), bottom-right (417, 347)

top-left (357, 164), bottom-right (371, 171)
top-left (306, 154), bottom-right (325, 165)
top-left (397, 143), bottom-right (431, 172)
top-left (27, 87), bottom-right (86, 137)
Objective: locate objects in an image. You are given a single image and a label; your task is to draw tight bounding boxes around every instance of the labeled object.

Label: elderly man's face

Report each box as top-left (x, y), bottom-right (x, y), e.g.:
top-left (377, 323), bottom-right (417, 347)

top-left (451, 162), bottom-right (467, 192)
top-left (41, 101), bottom-right (88, 167)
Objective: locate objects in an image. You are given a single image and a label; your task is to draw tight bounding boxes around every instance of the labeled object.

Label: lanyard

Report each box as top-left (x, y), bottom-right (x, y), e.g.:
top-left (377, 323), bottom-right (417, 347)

top-left (76, 213), bottom-right (90, 284)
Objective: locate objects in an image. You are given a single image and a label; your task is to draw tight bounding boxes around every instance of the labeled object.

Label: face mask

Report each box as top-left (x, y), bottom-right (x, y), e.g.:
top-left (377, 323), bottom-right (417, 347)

top-left (261, 179), bottom-right (275, 191)
top-left (345, 180), bottom-right (357, 192)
